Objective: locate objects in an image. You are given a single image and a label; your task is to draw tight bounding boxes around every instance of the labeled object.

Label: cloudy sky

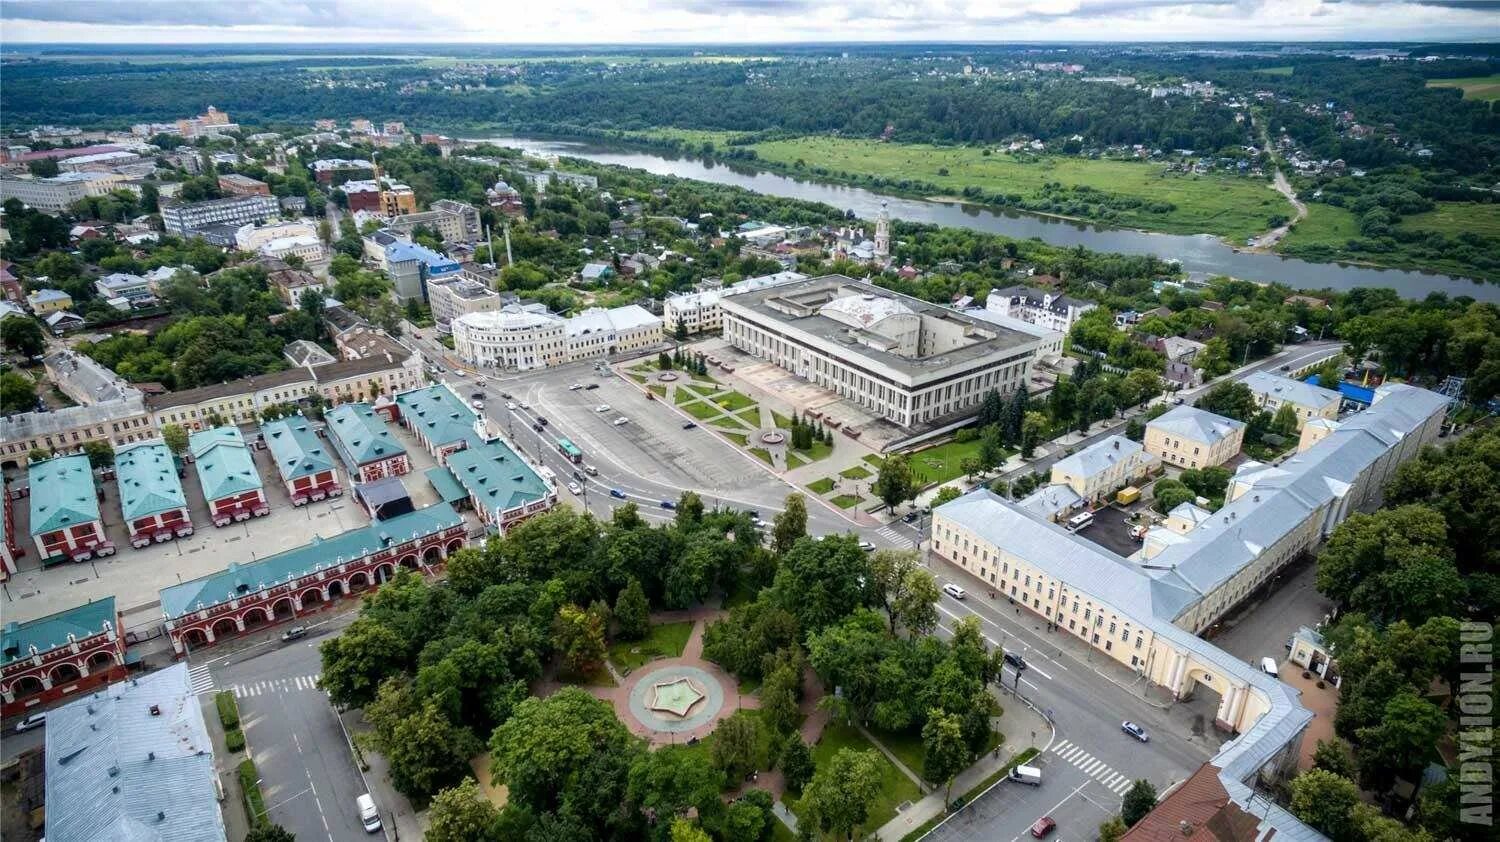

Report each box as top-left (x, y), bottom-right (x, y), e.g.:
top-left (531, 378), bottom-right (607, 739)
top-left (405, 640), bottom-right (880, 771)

top-left (1, 0), bottom-right (1496, 44)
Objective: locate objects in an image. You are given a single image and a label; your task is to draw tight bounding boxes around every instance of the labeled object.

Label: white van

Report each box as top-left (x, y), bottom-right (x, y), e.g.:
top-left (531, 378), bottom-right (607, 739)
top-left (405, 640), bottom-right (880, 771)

top-left (1009, 764), bottom-right (1043, 786)
top-left (1259, 657), bottom-right (1280, 677)
top-left (1065, 511), bottom-right (1094, 532)
top-left (356, 793), bottom-right (382, 833)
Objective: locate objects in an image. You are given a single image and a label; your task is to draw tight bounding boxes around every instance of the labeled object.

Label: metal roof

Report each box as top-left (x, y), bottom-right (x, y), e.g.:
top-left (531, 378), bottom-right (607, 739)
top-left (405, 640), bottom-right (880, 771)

top-left (442, 441), bottom-right (551, 518)
top-left (28, 454), bottom-right (101, 537)
top-left (394, 384), bottom-right (485, 451)
top-left (1243, 371), bottom-right (1341, 413)
top-left (188, 427), bottom-right (262, 503)
top-left (261, 416), bottom-right (334, 482)
top-left (1051, 435), bottom-right (1145, 480)
top-left (325, 402), bottom-right (406, 470)
top-left (2, 597), bottom-right (116, 667)
top-left (1147, 405), bottom-right (1246, 445)
top-left (159, 504), bottom-right (461, 619)
top-left (115, 441), bottom-right (187, 522)
top-left (564, 304), bottom-right (661, 337)
top-left (44, 663), bottom-right (226, 842)
top-left (1015, 483), bottom-right (1083, 521)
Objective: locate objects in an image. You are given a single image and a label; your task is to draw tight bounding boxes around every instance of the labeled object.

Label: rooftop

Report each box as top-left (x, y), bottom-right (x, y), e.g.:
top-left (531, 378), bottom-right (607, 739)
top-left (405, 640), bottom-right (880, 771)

top-left (115, 441), bottom-right (187, 522)
top-left (2, 597), bottom-right (116, 667)
top-left (1052, 435), bottom-right (1146, 479)
top-left (261, 416), bottom-right (335, 483)
top-left (1148, 405), bottom-right (1246, 445)
top-left (1243, 371), bottom-right (1341, 412)
top-left (443, 440), bottom-right (551, 517)
top-left (395, 384), bottom-right (485, 450)
top-left (44, 663), bottom-right (227, 842)
top-left (159, 505), bottom-right (461, 619)
top-left (189, 427), bottom-right (263, 503)
top-left (325, 402), bottom-right (406, 469)
top-left (565, 304), bottom-right (661, 338)
top-left (29, 454), bottom-right (101, 537)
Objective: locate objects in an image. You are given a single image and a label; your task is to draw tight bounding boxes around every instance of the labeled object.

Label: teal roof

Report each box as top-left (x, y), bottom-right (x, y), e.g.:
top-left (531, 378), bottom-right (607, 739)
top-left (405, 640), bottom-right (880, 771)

top-left (444, 441), bottom-right (551, 518)
top-left (28, 454), bottom-right (101, 536)
top-left (262, 416), bottom-right (334, 482)
top-left (159, 504), bottom-right (462, 619)
top-left (423, 466), bottom-right (468, 503)
top-left (190, 427), bottom-right (263, 502)
top-left (3, 597), bottom-right (116, 666)
top-left (115, 441), bottom-right (187, 521)
top-left (325, 403), bottom-right (405, 470)
top-left (396, 385), bottom-right (485, 451)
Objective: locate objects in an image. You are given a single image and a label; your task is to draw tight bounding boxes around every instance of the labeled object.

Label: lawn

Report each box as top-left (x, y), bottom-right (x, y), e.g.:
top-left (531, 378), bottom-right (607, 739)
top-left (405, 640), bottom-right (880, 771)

top-left (736, 406), bottom-right (763, 425)
top-left (1254, 66), bottom-right (1294, 76)
top-left (558, 663), bottom-right (616, 687)
top-left (648, 384), bottom-right (667, 398)
top-left (786, 453), bottom-right (809, 468)
top-left (792, 720), bottom-right (922, 837)
top-left (831, 494), bottom-right (865, 509)
top-left (685, 383), bottom-right (718, 397)
top-left (791, 439), bottom-right (833, 463)
top-left (907, 439), bottom-right (985, 487)
top-left (1280, 201), bottom-right (1500, 281)
top-left (840, 465), bottom-right (872, 480)
top-left (867, 725), bottom-right (1004, 784)
top-left (808, 477), bottom-right (837, 494)
top-left (1399, 202), bottom-right (1500, 240)
top-left (772, 411), bottom-right (792, 430)
top-left (721, 431), bottom-right (749, 446)
top-left (713, 391), bottom-right (757, 412)
top-left (675, 388), bottom-right (699, 406)
top-left (682, 400), bottom-right (723, 421)
top-left (608, 621), bottom-right (695, 673)
top-left (748, 136), bottom-right (1288, 241)
top-left (750, 448), bottom-right (775, 466)
top-left (712, 415), bottom-right (751, 430)
top-left (1427, 74), bottom-right (1500, 101)
top-left (863, 454), bottom-right (885, 468)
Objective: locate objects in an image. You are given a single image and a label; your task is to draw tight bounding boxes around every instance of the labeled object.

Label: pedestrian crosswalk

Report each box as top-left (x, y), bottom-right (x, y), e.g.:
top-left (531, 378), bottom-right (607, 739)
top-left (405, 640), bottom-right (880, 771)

top-left (230, 675), bottom-right (322, 698)
top-left (875, 526), bottom-right (908, 544)
top-left (187, 665), bottom-right (216, 696)
top-left (1049, 739), bottom-right (1135, 796)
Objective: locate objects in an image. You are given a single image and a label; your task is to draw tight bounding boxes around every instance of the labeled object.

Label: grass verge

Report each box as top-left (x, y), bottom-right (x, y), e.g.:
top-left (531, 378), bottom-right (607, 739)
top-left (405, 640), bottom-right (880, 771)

top-left (608, 620), bottom-right (695, 673)
top-left (808, 477), bottom-right (837, 494)
top-left (831, 494), bottom-right (864, 509)
top-left (239, 758), bottom-right (267, 826)
top-left (840, 465), bottom-right (873, 480)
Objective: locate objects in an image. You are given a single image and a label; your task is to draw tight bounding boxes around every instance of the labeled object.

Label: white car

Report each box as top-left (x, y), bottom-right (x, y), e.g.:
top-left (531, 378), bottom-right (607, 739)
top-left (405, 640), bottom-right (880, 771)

top-left (569, 383), bottom-right (583, 390)
top-left (567, 482), bottom-right (582, 495)
top-left (595, 404), bottom-right (612, 413)
top-left (942, 583), bottom-right (967, 600)
top-left (506, 402), bottom-right (517, 410)
top-left (471, 400), bottom-right (484, 411)
top-left (520, 402), bottom-right (530, 409)
top-left (612, 417), bottom-right (629, 426)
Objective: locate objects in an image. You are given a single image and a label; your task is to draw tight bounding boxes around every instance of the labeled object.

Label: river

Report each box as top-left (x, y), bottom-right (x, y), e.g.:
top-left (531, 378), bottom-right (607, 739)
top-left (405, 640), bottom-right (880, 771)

top-left (470, 135), bottom-right (1498, 303)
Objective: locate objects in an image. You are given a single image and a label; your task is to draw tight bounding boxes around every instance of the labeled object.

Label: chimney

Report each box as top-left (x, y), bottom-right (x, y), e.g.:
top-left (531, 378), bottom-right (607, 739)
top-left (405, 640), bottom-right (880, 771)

top-left (1179, 820), bottom-right (1194, 835)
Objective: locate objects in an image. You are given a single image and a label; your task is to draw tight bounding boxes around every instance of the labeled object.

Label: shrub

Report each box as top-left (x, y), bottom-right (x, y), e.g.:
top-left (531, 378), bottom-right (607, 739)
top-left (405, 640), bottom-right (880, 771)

top-left (226, 728), bottom-right (246, 753)
top-left (215, 691), bottom-right (240, 730)
top-left (239, 758), bottom-right (267, 825)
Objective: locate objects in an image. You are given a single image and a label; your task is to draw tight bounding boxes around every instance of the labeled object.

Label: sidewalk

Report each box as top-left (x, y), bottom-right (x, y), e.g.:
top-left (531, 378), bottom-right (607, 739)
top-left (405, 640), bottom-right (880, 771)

top-left (341, 708), bottom-right (421, 842)
top-left (874, 694), bottom-right (1054, 841)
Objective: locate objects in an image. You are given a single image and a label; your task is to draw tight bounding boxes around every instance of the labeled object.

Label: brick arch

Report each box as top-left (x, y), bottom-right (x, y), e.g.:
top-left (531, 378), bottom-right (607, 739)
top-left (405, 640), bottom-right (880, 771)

top-left (9, 675), bottom-right (45, 699)
top-left (271, 597), bottom-right (296, 621)
top-left (398, 554), bottom-right (419, 570)
top-left (183, 628), bottom-right (210, 648)
top-left (212, 617), bottom-right (239, 638)
top-left (375, 563), bottom-right (395, 583)
top-left (86, 650), bottom-right (116, 672)
top-left (422, 545), bottom-right (442, 564)
top-left (348, 571), bottom-right (371, 591)
top-left (445, 538), bottom-right (463, 554)
top-left (301, 587), bottom-right (325, 607)
top-left (50, 662), bottom-right (82, 685)
top-left (242, 607), bottom-right (270, 628)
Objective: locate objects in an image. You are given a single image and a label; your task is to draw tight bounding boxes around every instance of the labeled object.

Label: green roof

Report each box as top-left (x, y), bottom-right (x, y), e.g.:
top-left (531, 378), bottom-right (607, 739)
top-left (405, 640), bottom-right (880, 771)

top-left (190, 427), bottom-right (263, 501)
top-left (3, 597), bottom-right (116, 666)
top-left (325, 402), bottom-right (406, 470)
top-left (444, 441), bottom-right (552, 518)
top-left (115, 441), bottom-right (187, 521)
top-left (262, 416), bottom-right (334, 482)
top-left (28, 454), bottom-right (100, 536)
top-left (396, 385), bottom-right (485, 451)
top-left (159, 504), bottom-right (462, 619)
top-left (423, 466), bottom-right (469, 503)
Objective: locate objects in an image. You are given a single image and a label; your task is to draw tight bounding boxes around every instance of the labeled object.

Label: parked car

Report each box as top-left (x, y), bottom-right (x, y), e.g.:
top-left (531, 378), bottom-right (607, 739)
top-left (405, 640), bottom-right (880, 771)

top-left (1004, 651), bottom-right (1028, 671)
top-left (1030, 816), bottom-right (1057, 838)
top-left (682, 421), bottom-right (697, 429)
top-left (1260, 657), bottom-right (1280, 677)
top-left (584, 383), bottom-right (600, 390)
top-left (569, 383), bottom-right (583, 390)
top-left (609, 488), bottom-right (626, 499)
top-left (14, 712), bottom-right (45, 733)
top-left (942, 583), bottom-right (967, 600)
top-left (858, 540), bottom-right (875, 552)
top-left (357, 794), bottom-right (382, 833)
top-left (1010, 765), bottom-right (1042, 786)
top-left (280, 625), bottom-right (307, 642)
top-left (1121, 721), bottom-right (1149, 742)
top-left (1129, 524), bottom-right (1149, 541)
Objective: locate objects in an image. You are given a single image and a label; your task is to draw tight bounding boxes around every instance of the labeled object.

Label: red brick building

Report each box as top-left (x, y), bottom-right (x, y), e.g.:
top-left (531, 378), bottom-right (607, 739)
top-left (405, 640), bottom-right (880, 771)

top-left (28, 454), bottom-right (114, 563)
top-left (190, 427), bottom-right (270, 526)
top-left (1, 597), bottom-right (127, 718)
top-left (115, 441), bottom-right (193, 548)
top-left (325, 402), bottom-right (410, 483)
top-left (262, 417), bottom-right (343, 505)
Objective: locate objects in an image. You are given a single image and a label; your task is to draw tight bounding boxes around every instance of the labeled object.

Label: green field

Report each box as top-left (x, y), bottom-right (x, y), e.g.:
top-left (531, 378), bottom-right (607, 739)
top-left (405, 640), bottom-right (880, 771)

top-left (1399, 202), bottom-right (1500, 239)
top-left (1279, 203), bottom-right (1362, 251)
top-left (1427, 75), bottom-right (1500, 102)
top-left (746, 136), bottom-right (1287, 241)
top-left (792, 721), bottom-right (922, 836)
top-left (808, 477), bottom-right (837, 494)
top-left (1279, 201), bottom-right (1500, 281)
top-left (831, 494), bottom-right (865, 509)
top-left (607, 621), bottom-right (695, 673)
top-left (908, 439), bottom-right (986, 487)
top-left (792, 439), bottom-right (833, 463)
top-left (1255, 66), bottom-right (1295, 76)
top-left (840, 465), bottom-right (872, 480)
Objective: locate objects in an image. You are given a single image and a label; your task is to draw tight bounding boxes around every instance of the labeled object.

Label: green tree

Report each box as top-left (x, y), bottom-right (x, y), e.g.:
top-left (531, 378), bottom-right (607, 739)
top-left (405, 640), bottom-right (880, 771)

top-left (779, 733), bottom-right (815, 795)
top-left (1354, 691), bottom-right (1447, 785)
top-left (933, 486), bottom-right (962, 507)
top-left (1121, 779), bottom-right (1158, 827)
top-left (870, 549), bottom-right (939, 638)
top-left (873, 453), bottom-right (914, 512)
top-left (318, 617), bottom-right (404, 708)
top-left (761, 661), bottom-right (802, 736)
top-left (378, 699), bottom-right (477, 802)
top-left (1020, 411), bottom-right (1048, 458)
top-left (1152, 478), bottom-right (1197, 514)
top-left (491, 688), bottom-right (634, 814)
top-left (801, 748), bottom-right (882, 841)
top-left (81, 439), bottom-right (115, 469)
top-left (161, 422), bottom-right (190, 455)
top-left (628, 745), bottom-right (724, 824)
top-left (676, 490), bottom-right (705, 527)
top-left (0, 371), bottom-right (35, 412)
top-left (1289, 769), bottom-right (1359, 841)
top-left (772, 535), bottom-right (872, 634)
top-left (1, 317), bottom-right (45, 357)
top-left (1098, 816), bottom-right (1128, 842)
top-left (922, 709), bottom-right (969, 809)
top-left (1194, 381), bottom-right (1257, 422)
top-left (1271, 403), bottom-right (1300, 438)
top-left (773, 493), bottom-right (809, 555)
top-left (670, 818), bottom-right (713, 842)
top-left (243, 824), bottom-right (296, 842)
top-left (1311, 739), bottom-right (1358, 781)
top-left (554, 603), bottom-right (607, 675)
top-left (1316, 505), bottom-right (1462, 625)
top-left (978, 424), bottom-right (1005, 471)
top-left (614, 577), bottom-right (650, 641)
top-left (426, 778), bottom-right (502, 842)
top-left (712, 711), bottom-right (766, 782)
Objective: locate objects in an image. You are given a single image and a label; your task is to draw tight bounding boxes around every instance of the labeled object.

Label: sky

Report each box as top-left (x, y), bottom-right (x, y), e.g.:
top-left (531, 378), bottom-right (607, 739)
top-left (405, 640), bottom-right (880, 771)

top-left (1, 0), bottom-right (1497, 44)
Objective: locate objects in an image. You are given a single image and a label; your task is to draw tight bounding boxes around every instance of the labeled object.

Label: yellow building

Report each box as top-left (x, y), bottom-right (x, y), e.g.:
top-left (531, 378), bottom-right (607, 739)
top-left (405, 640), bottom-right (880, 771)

top-left (26, 288), bottom-right (73, 316)
top-left (1144, 405), bottom-right (1245, 469)
top-left (1048, 435), bottom-right (1158, 504)
top-left (1242, 372), bottom-right (1341, 432)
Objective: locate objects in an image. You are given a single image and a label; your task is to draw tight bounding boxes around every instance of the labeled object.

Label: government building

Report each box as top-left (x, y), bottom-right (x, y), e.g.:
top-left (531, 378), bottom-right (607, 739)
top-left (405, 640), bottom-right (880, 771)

top-left (718, 275), bottom-right (1039, 429)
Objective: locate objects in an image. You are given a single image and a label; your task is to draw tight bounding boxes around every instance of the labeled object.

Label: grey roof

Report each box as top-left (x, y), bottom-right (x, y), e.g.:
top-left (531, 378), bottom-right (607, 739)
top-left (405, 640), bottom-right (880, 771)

top-left (1051, 435), bottom-right (1144, 479)
top-left (44, 663), bottom-right (226, 842)
top-left (0, 395), bottom-right (147, 443)
top-left (1147, 405), bottom-right (1246, 444)
top-left (1243, 371), bottom-right (1340, 413)
top-left (1015, 483), bottom-right (1083, 520)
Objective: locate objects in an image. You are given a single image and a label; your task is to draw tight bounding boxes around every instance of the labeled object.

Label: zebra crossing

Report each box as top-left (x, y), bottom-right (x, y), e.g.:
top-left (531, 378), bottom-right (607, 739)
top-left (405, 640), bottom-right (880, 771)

top-left (875, 526), bottom-right (909, 544)
top-left (1049, 739), bottom-right (1135, 796)
top-left (229, 675), bottom-right (322, 698)
top-left (187, 665), bottom-right (216, 696)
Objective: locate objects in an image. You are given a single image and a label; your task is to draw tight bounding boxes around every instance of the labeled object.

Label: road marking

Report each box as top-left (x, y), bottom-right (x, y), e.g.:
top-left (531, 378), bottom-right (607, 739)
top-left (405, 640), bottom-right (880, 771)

top-left (187, 665), bottom-right (216, 695)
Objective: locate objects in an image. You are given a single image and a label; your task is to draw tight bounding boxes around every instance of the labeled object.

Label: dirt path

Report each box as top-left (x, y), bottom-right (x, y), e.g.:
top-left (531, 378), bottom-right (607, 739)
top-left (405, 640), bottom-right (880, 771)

top-left (1247, 115), bottom-right (1307, 250)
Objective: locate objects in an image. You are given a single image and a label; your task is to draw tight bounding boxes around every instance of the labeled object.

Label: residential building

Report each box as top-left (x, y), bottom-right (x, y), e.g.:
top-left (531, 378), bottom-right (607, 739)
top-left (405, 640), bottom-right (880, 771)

top-left (341, 177), bottom-right (417, 215)
top-left (1297, 417), bottom-right (1340, 452)
top-left (25, 288), bottom-right (72, 315)
top-left (45, 349), bottom-right (140, 406)
top-left (720, 275), bottom-right (1039, 429)
top-left (382, 199), bottom-right (482, 244)
top-left (1049, 435), bottom-right (1158, 504)
top-left (309, 158), bottom-right (373, 184)
top-left (28, 454), bottom-right (112, 562)
top-left (986, 285), bottom-right (1097, 333)
top-left (115, 440), bottom-right (192, 548)
top-left (253, 254), bottom-right (324, 307)
top-left (0, 172), bottom-right (126, 213)
top-left (1, 597), bottom-right (126, 717)
top-left (42, 662), bottom-right (227, 842)
top-left (1, 394), bottom-right (155, 468)
top-left (284, 339), bottom-right (337, 368)
top-left (234, 219), bottom-right (317, 251)
top-left (161, 505), bottom-right (464, 653)
top-left (441, 441), bottom-right (557, 531)
top-left (94, 272), bottom-right (155, 305)
top-left (262, 416), bottom-right (342, 505)
top-left (428, 274), bottom-right (503, 333)
top-left (383, 239), bottom-right (462, 303)
top-left (1015, 483), bottom-right (1085, 523)
top-left (1145, 406), bottom-right (1247, 469)
top-left (663, 288), bottom-right (724, 335)
top-left (452, 307), bottom-right (567, 371)
top-left (564, 305), bottom-right (663, 360)
top-left (1242, 372), bottom-right (1341, 431)
top-left (1119, 762), bottom-right (1312, 842)
top-left (217, 172), bottom-right (270, 196)
top-left (162, 195), bottom-right (280, 238)
top-left (178, 105), bottom-right (236, 139)
top-left (57, 150), bottom-right (143, 173)
top-left (325, 402), bottom-right (409, 482)
top-left (190, 427), bottom-right (269, 526)
top-left (258, 234), bottom-right (329, 275)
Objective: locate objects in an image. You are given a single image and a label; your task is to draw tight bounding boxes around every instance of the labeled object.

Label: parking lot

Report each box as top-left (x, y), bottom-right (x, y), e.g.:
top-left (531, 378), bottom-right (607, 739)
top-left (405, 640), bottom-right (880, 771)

top-left (1073, 504), bottom-right (1152, 558)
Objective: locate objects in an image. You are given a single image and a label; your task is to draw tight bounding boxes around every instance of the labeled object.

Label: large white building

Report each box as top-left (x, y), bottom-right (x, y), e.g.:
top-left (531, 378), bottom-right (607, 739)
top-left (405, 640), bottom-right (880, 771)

top-left (162, 195), bottom-right (280, 238)
top-left (453, 304), bottom-right (663, 371)
top-left (662, 270), bottom-right (807, 336)
top-left (0, 172), bottom-right (127, 213)
top-left (931, 383), bottom-right (1449, 835)
top-left (986, 285), bottom-right (1097, 333)
top-left (720, 275), bottom-right (1038, 429)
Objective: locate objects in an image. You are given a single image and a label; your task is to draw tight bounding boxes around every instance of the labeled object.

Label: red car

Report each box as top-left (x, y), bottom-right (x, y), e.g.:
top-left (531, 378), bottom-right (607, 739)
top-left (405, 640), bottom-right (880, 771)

top-left (1030, 816), bottom-right (1057, 838)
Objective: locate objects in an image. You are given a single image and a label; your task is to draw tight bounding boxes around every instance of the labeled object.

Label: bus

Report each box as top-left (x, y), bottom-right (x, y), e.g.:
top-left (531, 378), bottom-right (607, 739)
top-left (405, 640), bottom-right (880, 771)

top-left (556, 437), bottom-right (583, 464)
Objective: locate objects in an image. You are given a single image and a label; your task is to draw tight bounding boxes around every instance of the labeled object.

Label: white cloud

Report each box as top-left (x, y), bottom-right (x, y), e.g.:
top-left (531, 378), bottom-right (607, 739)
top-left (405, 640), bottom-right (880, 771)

top-left (1, 0), bottom-right (1496, 42)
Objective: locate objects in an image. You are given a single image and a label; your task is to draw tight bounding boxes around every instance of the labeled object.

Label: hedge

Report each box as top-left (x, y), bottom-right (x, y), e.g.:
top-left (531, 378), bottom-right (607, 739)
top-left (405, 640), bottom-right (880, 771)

top-left (215, 691), bottom-right (240, 730)
top-left (225, 728), bottom-right (246, 753)
top-left (238, 758), bottom-right (267, 825)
